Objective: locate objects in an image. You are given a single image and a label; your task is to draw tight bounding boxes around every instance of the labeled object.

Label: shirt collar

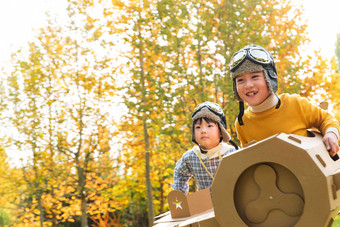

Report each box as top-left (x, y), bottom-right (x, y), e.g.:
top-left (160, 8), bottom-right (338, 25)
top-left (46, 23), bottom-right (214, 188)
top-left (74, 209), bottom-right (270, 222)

top-left (250, 92), bottom-right (278, 113)
top-left (194, 142), bottom-right (229, 160)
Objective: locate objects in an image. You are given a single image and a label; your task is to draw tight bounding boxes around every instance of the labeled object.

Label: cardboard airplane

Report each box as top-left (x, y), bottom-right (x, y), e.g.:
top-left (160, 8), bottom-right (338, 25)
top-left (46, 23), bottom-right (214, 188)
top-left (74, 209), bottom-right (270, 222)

top-left (154, 131), bottom-right (340, 227)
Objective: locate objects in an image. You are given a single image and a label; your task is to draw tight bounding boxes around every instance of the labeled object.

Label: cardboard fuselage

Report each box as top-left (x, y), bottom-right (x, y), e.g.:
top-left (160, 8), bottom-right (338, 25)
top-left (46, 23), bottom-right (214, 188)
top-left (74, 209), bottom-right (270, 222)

top-left (154, 132), bottom-right (340, 227)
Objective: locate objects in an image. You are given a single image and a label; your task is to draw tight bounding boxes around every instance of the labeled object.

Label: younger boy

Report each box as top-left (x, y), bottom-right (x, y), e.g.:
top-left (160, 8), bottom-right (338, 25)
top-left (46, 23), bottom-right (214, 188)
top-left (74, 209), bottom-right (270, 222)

top-left (172, 101), bottom-right (237, 194)
top-left (229, 44), bottom-right (339, 156)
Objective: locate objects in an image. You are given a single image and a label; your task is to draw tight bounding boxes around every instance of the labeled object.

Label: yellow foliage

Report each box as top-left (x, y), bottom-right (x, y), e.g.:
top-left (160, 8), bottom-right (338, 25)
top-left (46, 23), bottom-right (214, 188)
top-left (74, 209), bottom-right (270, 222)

top-left (2, 0), bottom-right (336, 226)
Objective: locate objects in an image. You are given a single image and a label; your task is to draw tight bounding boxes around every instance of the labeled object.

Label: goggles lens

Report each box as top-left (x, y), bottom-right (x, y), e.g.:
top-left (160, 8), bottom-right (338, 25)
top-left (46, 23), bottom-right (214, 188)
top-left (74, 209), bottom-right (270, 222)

top-left (229, 47), bottom-right (271, 71)
top-left (249, 49), bottom-right (271, 63)
top-left (230, 50), bottom-right (246, 69)
top-left (192, 102), bottom-right (224, 118)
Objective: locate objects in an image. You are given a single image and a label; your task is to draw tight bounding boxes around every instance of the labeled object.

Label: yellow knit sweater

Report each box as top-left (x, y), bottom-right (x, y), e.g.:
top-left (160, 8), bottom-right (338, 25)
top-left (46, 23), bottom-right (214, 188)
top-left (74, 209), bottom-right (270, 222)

top-left (236, 93), bottom-right (340, 147)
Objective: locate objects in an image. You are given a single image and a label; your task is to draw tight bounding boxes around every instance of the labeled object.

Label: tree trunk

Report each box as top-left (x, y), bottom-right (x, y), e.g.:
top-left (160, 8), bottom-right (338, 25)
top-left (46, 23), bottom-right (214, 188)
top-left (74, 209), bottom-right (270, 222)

top-left (37, 191), bottom-right (44, 227)
top-left (78, 166), bottom-right (88, 227)
top-left (80, 190), bottom-right (88, 227)
top-left (143, 119), bottom-right (154, 226)
top-left (159, 179), bottom-right (164, 214)
top-left (138, 32), bottom-right (154, 225)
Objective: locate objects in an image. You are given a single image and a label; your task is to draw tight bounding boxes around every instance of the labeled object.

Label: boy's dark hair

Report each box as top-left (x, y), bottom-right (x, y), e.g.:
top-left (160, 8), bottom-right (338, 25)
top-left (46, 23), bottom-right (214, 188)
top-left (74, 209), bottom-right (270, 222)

top-left (193, 117), bottom-right (218, 126)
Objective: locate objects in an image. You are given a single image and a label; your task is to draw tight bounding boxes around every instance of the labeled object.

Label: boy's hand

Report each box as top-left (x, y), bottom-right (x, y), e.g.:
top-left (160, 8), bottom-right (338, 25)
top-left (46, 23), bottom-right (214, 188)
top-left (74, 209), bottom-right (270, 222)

top-left (322, 132), bottom-right (340, 157)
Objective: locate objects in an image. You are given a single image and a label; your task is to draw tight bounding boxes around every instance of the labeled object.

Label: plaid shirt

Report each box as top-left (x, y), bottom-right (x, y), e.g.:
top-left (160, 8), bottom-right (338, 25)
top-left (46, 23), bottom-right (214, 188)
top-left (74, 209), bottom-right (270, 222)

top-left (172, 144), bottom-right (236, 194)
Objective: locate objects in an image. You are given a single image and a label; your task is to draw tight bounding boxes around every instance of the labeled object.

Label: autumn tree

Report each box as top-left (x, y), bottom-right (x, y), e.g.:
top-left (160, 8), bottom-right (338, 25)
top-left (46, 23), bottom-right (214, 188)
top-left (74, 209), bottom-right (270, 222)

top-left (109, 0), bottom-right (165, 224)
top-left (5, 2), bottom-right (119, 227)
top-left (7, 34), bottom-right (63, 226)
top-left (51, 1), bottom-right (117, 226)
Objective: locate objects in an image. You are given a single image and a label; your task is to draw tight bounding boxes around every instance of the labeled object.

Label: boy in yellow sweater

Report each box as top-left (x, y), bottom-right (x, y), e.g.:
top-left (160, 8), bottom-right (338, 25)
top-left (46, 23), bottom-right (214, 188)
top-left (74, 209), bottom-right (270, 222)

top-left (229, 44), bottom-right (339, 157)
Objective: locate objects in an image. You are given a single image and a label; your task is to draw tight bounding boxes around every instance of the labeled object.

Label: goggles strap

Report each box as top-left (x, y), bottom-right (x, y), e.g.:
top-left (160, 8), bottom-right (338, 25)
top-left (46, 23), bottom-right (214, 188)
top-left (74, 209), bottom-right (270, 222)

top-left (198, 155), bottom-right (214, 180)
top-left (197, 151), bottom-right (222, 180)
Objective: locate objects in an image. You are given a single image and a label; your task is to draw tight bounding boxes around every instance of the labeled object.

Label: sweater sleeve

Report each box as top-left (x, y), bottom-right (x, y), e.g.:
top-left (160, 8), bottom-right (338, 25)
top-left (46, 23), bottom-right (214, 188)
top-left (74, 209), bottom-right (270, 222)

top-left (172, 153), bottom-right (192, 195)
top-left (297, 95), bottom-right (340, 141)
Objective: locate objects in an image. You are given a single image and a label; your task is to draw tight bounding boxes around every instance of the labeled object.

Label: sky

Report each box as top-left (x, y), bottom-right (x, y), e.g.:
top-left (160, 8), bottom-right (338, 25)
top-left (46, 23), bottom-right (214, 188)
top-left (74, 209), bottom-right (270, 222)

top-left (0, 0), bottom-right (67, 64)
top-left (298, 0), bottom-right (340, 58)
top-left (0, 0), bottom-right (340, 64)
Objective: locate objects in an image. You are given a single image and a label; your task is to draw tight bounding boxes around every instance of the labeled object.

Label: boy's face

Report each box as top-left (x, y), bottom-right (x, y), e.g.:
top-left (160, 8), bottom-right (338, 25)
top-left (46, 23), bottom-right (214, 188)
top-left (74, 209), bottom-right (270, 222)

top-left (235, 71), bottom-right (270, 106)
top-left (194, 118), bottom-right (222, 150)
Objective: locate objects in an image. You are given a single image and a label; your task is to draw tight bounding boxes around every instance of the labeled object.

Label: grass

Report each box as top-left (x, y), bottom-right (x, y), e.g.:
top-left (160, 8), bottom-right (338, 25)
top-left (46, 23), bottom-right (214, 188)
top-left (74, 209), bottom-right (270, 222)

top-left (332, 215), bottom-right (340, 227)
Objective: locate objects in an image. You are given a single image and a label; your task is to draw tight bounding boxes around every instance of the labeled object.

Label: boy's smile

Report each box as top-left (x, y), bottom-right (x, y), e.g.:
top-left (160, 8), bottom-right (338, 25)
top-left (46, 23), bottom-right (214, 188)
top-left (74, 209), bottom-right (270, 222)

top-left (247, 91), bottom-right (257, 96)
top-left (236, 71), bottom-right (270, 106)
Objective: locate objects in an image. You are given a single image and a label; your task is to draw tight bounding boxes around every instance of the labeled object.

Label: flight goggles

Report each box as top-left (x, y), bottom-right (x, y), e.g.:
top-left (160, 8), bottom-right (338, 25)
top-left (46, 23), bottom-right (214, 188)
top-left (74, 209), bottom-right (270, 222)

top-left (229, 47), bottom-right (272, 72)
top-left (192, 102), bottom-right (226, 126)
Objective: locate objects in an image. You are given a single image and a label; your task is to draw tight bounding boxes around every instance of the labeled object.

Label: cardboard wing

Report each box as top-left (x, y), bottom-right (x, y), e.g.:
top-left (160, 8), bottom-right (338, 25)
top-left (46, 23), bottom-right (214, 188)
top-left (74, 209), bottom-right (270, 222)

top-left (153, 188), bottom-right (216, 227)
top-left (168, 188), bottom-right (213, 218)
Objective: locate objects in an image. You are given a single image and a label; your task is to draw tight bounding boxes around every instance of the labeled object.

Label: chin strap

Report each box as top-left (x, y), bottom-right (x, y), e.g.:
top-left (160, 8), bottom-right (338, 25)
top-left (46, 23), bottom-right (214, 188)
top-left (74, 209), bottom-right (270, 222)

top-left (198, 145), bottom-right (208, 154)
top-left (238, 101), bottom-right (244, 126)
top-left (228, 139), bottom-right (239, 150)
top-left (193, 140), bottom-right (208, 154)
top-left (275, 93), bottom-right (281, 109)
top-left (238, 95), bottom-right (281, 126)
